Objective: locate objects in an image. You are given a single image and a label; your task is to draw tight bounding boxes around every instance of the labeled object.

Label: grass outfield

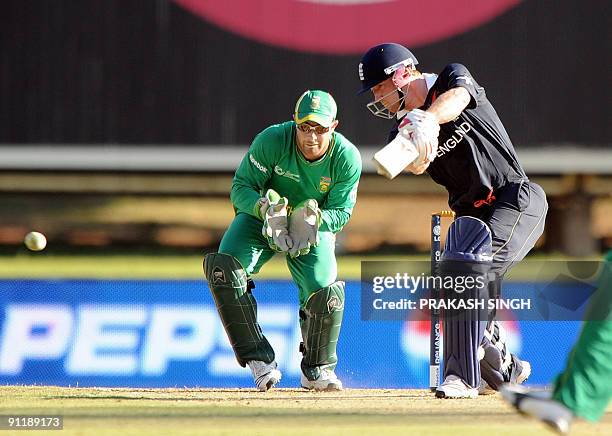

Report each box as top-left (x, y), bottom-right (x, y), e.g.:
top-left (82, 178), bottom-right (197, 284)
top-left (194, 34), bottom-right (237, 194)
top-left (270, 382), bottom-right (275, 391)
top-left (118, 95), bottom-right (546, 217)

top-left (2, 387), bottom-right (609, 435)
top-left (0, 254), bottom-right (424, 279)
top-left (0, 253), bottom-right (600, 280)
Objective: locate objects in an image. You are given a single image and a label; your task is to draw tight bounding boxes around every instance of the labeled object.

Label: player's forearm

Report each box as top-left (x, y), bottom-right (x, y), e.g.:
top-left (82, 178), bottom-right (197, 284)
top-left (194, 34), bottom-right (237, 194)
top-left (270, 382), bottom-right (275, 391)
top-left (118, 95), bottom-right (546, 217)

top-left (426, 87), bottom-right (471, 124)
top-left (320, 209), bottom-right (351, 233)
top-left (230, 183), bottom-right (262, 218)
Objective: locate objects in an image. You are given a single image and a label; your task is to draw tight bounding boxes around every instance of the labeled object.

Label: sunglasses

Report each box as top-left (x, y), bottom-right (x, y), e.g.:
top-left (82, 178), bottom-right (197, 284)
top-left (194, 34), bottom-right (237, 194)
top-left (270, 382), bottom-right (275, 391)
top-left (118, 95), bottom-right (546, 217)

top-left (296, 123), bottom-right (330, 135)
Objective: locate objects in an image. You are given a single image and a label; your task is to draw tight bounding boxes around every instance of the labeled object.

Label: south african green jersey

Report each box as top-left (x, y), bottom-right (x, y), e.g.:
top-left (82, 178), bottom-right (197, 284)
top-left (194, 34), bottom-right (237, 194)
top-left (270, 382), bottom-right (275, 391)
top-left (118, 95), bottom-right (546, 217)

top-left (231, 121), bottom-right (362, 233)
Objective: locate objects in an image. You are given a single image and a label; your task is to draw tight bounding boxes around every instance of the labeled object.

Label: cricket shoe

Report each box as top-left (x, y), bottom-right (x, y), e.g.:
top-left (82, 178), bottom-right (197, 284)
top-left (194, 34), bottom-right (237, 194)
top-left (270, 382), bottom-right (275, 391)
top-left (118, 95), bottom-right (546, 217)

top-left (247, 360), bottom-right (282, 391)
top-left (435, 375), bottom-right (478, 399)
top-left (508, 354), bottom-right (531, 385)
top-left (479, 355), bottom-right (530, 395)
top-left (478, 380), bottom-right (496, 395)
top-left (500, 385), bottom-right (573, 434)
top-left (301, 368), bottom-right (343, 391)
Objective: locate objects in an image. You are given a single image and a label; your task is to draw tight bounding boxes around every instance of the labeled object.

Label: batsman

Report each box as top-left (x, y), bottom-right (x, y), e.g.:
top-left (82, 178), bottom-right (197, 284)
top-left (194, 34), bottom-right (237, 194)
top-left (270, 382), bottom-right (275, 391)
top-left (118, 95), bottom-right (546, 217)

top-left (204, 90), bottom-right (362, 391)
top-left (358, 44), bottom-right (548, 398)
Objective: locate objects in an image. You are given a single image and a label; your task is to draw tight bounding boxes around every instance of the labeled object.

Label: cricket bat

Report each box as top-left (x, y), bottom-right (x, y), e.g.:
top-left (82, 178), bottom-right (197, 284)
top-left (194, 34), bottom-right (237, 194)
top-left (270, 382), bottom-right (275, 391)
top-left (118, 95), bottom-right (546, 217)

top-left (372, 134), bottom-right (419, 179)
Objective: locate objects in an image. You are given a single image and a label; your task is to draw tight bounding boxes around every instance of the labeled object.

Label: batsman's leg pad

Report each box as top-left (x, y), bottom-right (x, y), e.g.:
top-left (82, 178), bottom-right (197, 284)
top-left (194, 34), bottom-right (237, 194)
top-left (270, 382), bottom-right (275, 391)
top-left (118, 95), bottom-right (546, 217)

top-left (441, 216), bottom-right (493, 389)
top-left (204, 252), bottom-right (274, 367)
top-left (300, 281), bottom-right (345, 381)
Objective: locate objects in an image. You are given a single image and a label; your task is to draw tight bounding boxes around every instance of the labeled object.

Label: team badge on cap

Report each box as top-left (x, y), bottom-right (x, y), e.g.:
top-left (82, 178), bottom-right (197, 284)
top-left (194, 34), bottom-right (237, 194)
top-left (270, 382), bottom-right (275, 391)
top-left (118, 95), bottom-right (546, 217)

top-left (294, 90), bottom-right (337, 128)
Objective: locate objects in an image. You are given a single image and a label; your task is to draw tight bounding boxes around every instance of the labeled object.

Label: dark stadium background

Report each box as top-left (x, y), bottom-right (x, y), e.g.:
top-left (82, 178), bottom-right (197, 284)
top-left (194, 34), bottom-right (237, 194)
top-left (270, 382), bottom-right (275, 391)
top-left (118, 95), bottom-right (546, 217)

top-left (2, 0), bottom-right (609, 145)
top-left (0, 0), bottom-right (610, 255)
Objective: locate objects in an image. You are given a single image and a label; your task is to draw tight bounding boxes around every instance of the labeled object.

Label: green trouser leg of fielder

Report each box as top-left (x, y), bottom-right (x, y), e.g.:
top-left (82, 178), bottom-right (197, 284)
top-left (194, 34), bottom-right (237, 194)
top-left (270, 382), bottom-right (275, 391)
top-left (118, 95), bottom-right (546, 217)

top-left (552, 254), bottom-right (612, 422)
top-left (299, 281), bottom-right (345, 381)
top-left (208, 212), bottom-right (339, 367)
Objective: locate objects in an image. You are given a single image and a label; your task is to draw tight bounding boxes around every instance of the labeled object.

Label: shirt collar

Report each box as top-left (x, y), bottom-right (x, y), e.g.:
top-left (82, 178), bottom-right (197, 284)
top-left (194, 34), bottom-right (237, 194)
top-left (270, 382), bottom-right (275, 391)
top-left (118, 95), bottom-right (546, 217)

top-left (396, 73), bottom-right (438, 120)
top-left (423, 73), bottom-right (438, 90)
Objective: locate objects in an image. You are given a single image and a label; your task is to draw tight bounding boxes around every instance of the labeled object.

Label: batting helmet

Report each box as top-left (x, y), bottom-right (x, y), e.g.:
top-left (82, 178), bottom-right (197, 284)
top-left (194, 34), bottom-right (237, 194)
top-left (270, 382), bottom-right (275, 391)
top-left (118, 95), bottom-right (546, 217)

top-left (357, 43), bottom-right (419, 94)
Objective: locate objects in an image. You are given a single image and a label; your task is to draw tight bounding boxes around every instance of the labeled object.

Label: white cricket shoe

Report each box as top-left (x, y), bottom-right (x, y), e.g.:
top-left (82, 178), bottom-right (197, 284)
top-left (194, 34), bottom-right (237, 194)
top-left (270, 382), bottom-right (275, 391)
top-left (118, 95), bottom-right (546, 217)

top-left (500, 384), bottom-right (573, 434)
top-left (435, 375), bottom-right (479, 399)
top-left (301, 368), bottom-right (343, 391)
top-left (247, 360), bottom-right (282, 391)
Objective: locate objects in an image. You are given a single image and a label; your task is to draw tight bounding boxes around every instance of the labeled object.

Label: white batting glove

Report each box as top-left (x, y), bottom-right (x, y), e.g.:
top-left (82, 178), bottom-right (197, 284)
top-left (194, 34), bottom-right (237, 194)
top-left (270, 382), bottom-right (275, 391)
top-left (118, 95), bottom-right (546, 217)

top-left (288, 199), bottom-right (321, 258)
top-left (260, 189), bottom-right (294, 252)
top-left (398, 109), bottom-right (440, 165)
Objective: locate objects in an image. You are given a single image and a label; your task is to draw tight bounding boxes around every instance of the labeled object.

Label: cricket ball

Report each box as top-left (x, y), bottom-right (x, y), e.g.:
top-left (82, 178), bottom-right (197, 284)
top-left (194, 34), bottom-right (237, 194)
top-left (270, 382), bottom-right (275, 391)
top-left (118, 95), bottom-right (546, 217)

top-left (24, 231), bottom-right (47, 251)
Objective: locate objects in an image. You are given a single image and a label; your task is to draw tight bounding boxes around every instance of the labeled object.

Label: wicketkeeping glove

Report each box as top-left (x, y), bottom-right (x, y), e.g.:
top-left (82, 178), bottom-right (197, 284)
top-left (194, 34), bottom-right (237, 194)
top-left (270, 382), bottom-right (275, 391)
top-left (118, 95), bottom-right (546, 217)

top-left (260, 189), bottom-right (293, 252)
top-left (398, 109), bottom-right (440, 165)
top-left (288, 199), bottom-right (322, 258)
top-left (254, 189), bottom-right (278, 221)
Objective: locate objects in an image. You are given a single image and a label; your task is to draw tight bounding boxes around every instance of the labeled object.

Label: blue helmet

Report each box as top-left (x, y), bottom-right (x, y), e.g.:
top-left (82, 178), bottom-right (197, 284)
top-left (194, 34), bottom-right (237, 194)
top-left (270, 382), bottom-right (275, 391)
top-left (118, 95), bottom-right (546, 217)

top-left (357, 43), bottom-right (419, 94)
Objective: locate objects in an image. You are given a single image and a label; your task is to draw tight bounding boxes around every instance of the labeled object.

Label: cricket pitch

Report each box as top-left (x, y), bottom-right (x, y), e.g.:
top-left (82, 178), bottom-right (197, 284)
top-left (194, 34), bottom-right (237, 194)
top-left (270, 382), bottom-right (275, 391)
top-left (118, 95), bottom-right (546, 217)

top-left (1, 386), bottom-right (609, 435)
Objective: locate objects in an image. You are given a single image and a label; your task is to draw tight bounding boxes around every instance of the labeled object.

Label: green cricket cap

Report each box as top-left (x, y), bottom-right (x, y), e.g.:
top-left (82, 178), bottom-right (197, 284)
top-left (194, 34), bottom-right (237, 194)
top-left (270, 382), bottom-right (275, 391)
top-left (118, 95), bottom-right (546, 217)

top-left (294, 90), bottom-right (337, 128)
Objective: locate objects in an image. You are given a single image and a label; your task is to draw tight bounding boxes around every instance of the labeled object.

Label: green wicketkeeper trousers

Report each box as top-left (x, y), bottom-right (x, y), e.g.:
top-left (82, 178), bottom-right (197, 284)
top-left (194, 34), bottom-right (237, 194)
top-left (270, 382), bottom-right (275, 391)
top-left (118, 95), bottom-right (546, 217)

top-left (219, 212), bottom-right (337, 307)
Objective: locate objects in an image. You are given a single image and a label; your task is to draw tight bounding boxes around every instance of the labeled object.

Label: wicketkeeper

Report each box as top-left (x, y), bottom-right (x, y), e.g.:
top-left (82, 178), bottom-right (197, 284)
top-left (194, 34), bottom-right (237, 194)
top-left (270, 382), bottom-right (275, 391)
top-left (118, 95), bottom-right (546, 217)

top-left (204, 90), bottom-right (362, 391)
top-left (358, 43), bottom-right (548, 398)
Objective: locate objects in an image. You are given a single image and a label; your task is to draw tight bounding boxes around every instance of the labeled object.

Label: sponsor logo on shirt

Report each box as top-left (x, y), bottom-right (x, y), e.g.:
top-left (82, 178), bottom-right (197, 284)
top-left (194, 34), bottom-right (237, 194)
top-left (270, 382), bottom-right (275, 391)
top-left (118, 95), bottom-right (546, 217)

top-left (249, 154), bottom-right (267, 173)
top-left (455, 75), bottom-right (473, 86)
top-left (274, 165), bottom-right (301, 182)
top-left (436, 121), bottom-right (472, 157)
top-left (319, 176), bottom-right (331, 193)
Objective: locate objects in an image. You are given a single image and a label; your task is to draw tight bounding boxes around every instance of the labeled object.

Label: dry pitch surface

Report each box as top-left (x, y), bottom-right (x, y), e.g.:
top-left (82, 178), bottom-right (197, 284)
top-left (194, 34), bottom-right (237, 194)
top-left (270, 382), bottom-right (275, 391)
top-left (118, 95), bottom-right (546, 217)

top-left (1, 387), bottom-right (610, 435)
